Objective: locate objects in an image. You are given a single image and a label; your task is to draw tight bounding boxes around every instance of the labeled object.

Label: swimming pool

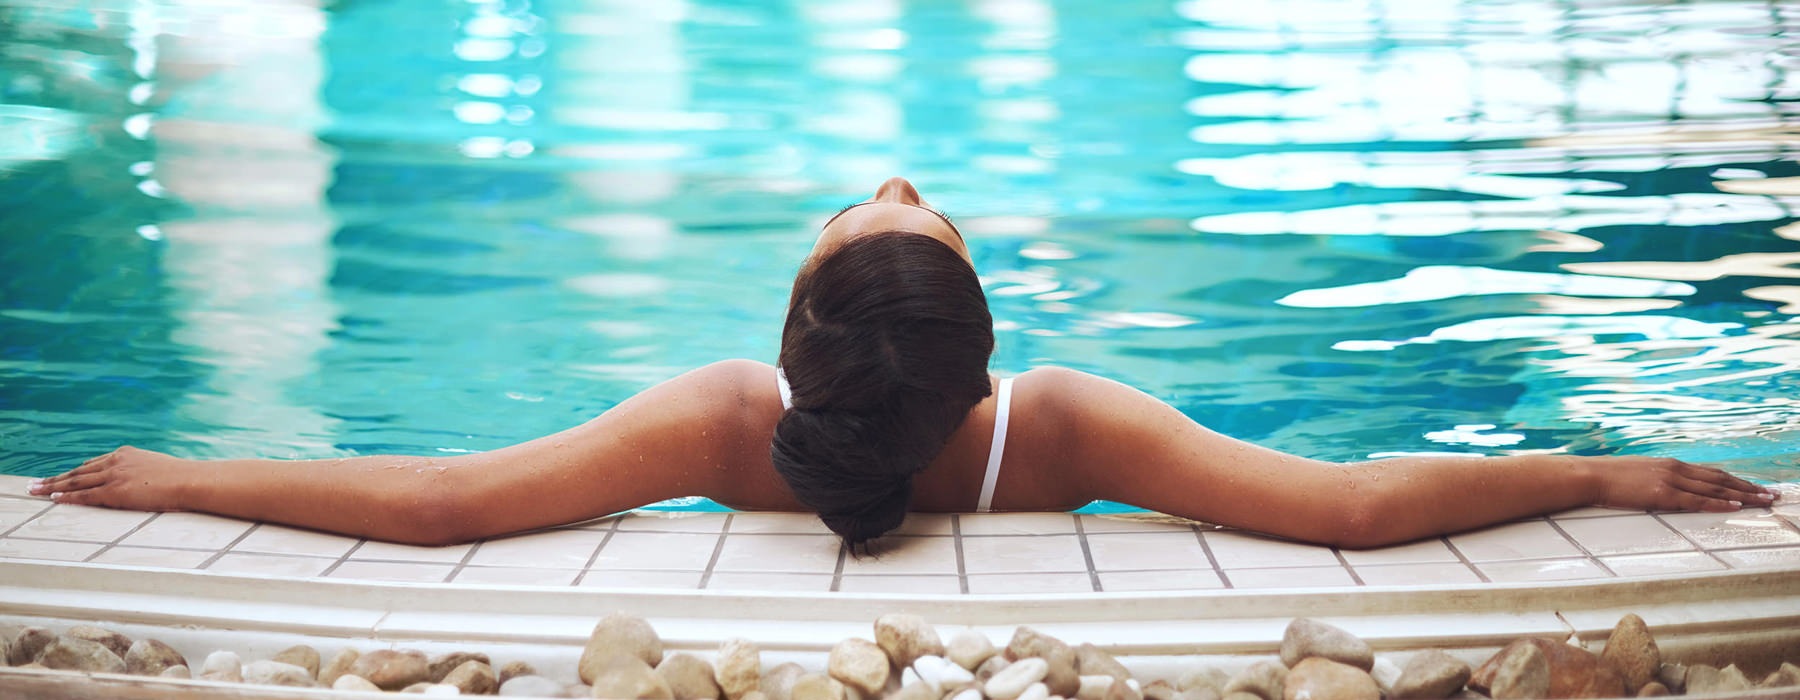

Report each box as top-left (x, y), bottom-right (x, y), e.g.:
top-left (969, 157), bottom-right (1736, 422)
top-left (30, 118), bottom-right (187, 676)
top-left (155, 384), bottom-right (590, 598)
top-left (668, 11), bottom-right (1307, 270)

top-left (2, 0), bottom-right (1798, 494)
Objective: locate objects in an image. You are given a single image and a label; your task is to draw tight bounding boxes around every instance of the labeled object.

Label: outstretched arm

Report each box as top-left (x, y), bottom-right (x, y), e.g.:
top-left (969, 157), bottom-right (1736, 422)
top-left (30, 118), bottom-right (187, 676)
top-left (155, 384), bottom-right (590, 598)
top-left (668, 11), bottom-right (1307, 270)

top-left (28, 360), bottom-right (783, 546)
top-left (1038, 368), bottom-right (1777, 549)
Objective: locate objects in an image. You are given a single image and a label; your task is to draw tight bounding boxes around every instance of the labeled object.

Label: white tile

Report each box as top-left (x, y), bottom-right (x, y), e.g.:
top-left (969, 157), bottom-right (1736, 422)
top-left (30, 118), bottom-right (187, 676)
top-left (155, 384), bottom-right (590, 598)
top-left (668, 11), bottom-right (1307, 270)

top-left (1203, 531), bottom-right (1339, 569)
top-left (330, 561), bottom-right (456, 583)
top-left (1448, 521), bottom-right (1582, 562)
top-left (837, 575), bottom-right (963, 595)
top-left (1601, 552), bottom-right (1727, 577)
top-left (0, 497), bottom-right (50, 531)
top-left (1766, 483), bottom-right (1800, 515)
top-left (1712, 547), bottom-right (1800, 571)
top-left (8, 504), bottom-right (153, 543)
top-left (579, 569), bottom-right (703, 589)
top-left (889, 514), bottom-right (956, 536)
top-left (1339, 538), bottom-right (1460, 566)
top-left (712, 534), bottom-right (842, 574)
top-left (1226, 566), bottom-right (1357, 589)
top-left (1477, 558), bottom-right (1609, 583)
top-left (350, 540), bottom-right (473, 564)
top-left (727, 513), bottom-right (832, 534)
top-left (704, 572), bottom-right (833, 593)
top-left (466, 528), bottom-right (608, 569)
top-left (119, 512), bottom-right (254, 550)
top-left (89, 546), bottom-right (213, 569)
top-left (592, 532), bottom-right (720, 571)
top-left (0, 538), bottom-right (105, 562)
top-left (231, 524), bottom-right (357, 558)
top-left (1352, 563), bottom-right (1483, 586)
top-left (840, 537), bottom-right (958, 576)
top-left (958, 513), bottom-right (1078, 536)
top-left (616, 512), bottom-right (729, 534)
top-left (1555, 515), bottom-right (1692, 556)
top-left (1096, 569), bottom-right (1225, 592)
top-left (965, 573), bottom-right (1095, 594)
top-left (0, 474), bottom-right (39, 495)
top-left (1659, 511), bottom-right (1800, 550)
top-left (206, 553), bottom-right (334, 578)
top-left (453, 566), bottom-right (580, 586)
top-left (1080, 514), bottom-right (1200, 534)
top-left (1085, 532), bottom-right (1211, 571)
top-left (959, 535), bottom-right (1088, 575)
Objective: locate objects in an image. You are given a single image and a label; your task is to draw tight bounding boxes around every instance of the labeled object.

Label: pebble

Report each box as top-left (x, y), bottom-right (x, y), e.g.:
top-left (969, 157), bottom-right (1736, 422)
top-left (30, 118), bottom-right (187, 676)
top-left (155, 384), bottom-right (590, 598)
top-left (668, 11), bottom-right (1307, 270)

top-left (65, 625), bottom-right (131, 660)
top-left (1656, 663), bottom-right (1685, 693)
top-left (1106, 676), bottom-right (1144, 700)
top-left (500, 660), bottom-right (539, 684)
top-left (1283, 657), bottom-right (1379, 700)
top-left (1180, 687), bottom-right (1224, 700)
top-left (1077, 643), bottom-right (1133, 682)
top-left (200, 650), bottom-right (243, 683)
top-left (404, 681), bottom-right (462, 695)
top-left (1600, 614), bottom-right (1659, 694)
top-left (1389, 650), bottom-right (1470, 699)
top-left (37, 636), bottom-right (126, 674)
top-left (9, 627), bottom-right (54, 666)
top-left (977, 656), bottom-right (1013, 682)
top-left (1079, 674), bottom-right (1120, 700)
top-left (501, 674), bottom-right (567, 697)
top-left (1685, 664), bottom-right (1752, 695)
top-left (350, 649), bottom-right (432, 691)
top-left (987, 657), bottom-right (1051, 700)
top-left (1637, 681), bottom-right (1670, 696)
top-left (431, 651), bottom-right (491, 683)
top-left (1222, 693), bottom-right (1262, 700)
top-left (761, 662), bottom-right (807, 700)
top-left (335, 674), bottom-right (383, 692)
top-left (791, 673), bottom-right (846, 700)
top-left (581, 612), bottom-right (665, 683)
top-left (159, 665), bottom-right (190, 679)
top-left (1178, 667), bottom-right (1231, 695)
top-left (892, 676), bottom-right (939, 700)
top-left (320, 648), bottom-right (360, 686)
top-left (947, 629), bottom-right (998, 671)
top-left (1480, 642), bottom-right (1547, 700)
top-left (876, 613), bottom-right (945, 669)
top-left (271, 645), bottom-right (321, 679)
top-left (1280, 619), bottom-right (1372, 672)
top-left (1019, 682), bottom-right (1052, 700)
top-left (124, 638), bottom-right (187, 677)
top-left (1765, 662), bottom-right (1800, 688)
top-left (826, 637), bottom-right (889, 696)
top-left (1473, 638), bottom-right (1622, 699)
top-left (1142, 679), bottom-right (1180, 700)
top-left (243, 659), bottom-right (317, 687)
top-left (589, 652), bottom-right (674, 700)
top-left (1367, 657), bottom-right (1401, 695)
top-left (658, 652), bottom-right (723, 700)
top-left (444, 659), bottom-right (499, 695)
top-left (949, 687), bottom-right (985, 700)
top-left (1005, 627), bottom-right (1079, 697)
top-left (914, 654), bottom-right (975, 691)
top-left (716, 638), bottom-right (762, 700)
top-left (1223, 661), bottom-right (1287, 700)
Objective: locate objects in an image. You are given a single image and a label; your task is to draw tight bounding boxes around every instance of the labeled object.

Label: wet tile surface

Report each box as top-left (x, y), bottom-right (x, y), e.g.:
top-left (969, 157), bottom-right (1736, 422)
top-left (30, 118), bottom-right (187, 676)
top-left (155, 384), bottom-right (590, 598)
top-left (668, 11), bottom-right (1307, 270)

top-left (0, 496), bottom-right (1795, 594)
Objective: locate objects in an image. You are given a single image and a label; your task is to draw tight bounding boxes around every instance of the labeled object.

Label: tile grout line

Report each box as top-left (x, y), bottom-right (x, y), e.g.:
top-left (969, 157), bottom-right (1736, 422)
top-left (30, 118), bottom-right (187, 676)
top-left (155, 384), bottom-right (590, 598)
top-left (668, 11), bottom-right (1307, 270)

top-left (443, 537), bottom-right (486, 584)
top-left (1544, 516), bottom-right (1617, 579)
top-left (569, 515), bottom-right (625, 588)
top-left (198, 523), bottom-right (264, 571)
top-left (83, 511), bottom-right (163, 563)
top-left (1191, 525), bottom-right (1230, 589)
top-left (1072, 514), bottom-right (1102, 592)
top-left (952, 514), bottom-right (969, 595)
top-left (697, 514), bottom-right (734, 591)
top-left (1651, 512), bottom-right (1732, 571)
top-left (0, 499), bottom-right (57, 540)
top-left (1330, 547), bottom-right (1365, 587)
top-left (1440, 535), bottom-right (1491, 584)
top-left (319, 538), bottom-right (366, 578)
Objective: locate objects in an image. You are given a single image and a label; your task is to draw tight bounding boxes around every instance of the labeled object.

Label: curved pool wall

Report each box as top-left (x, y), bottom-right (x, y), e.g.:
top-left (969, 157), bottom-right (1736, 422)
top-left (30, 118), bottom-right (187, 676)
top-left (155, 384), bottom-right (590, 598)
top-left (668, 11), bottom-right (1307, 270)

top-left (5, 0), bottom-right (1800, 484)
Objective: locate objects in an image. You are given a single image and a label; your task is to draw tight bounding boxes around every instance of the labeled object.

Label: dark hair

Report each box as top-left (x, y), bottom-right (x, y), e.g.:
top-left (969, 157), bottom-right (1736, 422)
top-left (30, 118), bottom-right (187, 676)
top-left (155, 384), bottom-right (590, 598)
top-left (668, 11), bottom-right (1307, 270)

top-left (772, 232), bottom-right (995, 550)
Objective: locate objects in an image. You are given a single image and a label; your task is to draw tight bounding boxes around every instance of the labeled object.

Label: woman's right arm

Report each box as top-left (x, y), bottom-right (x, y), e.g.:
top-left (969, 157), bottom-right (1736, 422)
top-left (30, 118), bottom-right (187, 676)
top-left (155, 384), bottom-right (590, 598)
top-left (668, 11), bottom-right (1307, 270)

top-left (28, 360), bottom-right (779, 546)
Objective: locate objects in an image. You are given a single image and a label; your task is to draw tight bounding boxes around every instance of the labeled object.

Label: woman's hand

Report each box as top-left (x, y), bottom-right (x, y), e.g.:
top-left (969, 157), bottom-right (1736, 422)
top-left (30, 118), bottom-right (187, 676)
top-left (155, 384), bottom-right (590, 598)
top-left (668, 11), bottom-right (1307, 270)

top-left (27, 446), bottom-right (194, 512)
top-left (1588, 456), bottom-right (1776, 512)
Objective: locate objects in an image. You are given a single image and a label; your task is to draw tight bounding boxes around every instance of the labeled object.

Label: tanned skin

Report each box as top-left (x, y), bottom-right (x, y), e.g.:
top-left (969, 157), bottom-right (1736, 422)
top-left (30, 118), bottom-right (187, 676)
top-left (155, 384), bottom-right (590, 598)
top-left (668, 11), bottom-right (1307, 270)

top-left (29, 178), bottom-right (1779, 547)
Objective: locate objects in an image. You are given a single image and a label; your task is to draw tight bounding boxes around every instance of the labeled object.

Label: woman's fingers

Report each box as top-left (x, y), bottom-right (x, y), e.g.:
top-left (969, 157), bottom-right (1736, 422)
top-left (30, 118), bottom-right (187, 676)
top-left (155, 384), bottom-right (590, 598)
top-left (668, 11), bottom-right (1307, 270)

top-left (1677, 462), bottom-right (1775, 502)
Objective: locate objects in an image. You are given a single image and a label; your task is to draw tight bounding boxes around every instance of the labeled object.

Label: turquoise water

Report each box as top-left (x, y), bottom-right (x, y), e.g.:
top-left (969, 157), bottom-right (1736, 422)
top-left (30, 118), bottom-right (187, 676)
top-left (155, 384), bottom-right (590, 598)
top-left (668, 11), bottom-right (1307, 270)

top-left (3, 0), bottom-right (1799, 496)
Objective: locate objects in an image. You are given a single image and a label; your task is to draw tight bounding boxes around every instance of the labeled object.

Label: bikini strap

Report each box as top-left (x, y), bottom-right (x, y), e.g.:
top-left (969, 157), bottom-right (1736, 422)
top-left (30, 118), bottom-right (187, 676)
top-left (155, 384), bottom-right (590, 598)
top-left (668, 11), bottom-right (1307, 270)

top-left (975, 377), bottom-right (1014, 513)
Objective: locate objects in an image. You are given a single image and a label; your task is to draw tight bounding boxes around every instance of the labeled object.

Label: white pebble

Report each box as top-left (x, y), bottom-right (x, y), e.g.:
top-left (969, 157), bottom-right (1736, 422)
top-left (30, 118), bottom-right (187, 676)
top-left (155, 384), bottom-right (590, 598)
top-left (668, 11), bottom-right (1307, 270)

top-left (1077, 675), bottom-right (1115, 700)
top-left (915, 655), bottom-right (975, 691)
top-left (200, 651), bottom-right (242, 681)
top-left (1018, 682), bottom-right (1050, 700)
top-left (950, 688), bottom-right (983, 700)
top-left (985, 658), bottom-right (1050, 700)
top-left (903, 667), bottom-right (925, 689)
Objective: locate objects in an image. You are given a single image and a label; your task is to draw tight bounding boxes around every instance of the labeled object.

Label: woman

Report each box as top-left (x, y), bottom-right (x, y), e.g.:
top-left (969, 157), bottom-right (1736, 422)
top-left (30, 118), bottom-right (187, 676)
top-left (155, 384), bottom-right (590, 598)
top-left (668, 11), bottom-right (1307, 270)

top-left (29, 178), bottom-right (1777, 549)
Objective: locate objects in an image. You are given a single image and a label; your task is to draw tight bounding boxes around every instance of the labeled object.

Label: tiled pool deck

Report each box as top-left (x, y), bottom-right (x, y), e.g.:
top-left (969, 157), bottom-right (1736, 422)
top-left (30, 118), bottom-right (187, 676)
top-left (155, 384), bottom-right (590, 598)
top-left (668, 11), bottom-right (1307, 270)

top-left (3, 474), bottom-right (1797, 596)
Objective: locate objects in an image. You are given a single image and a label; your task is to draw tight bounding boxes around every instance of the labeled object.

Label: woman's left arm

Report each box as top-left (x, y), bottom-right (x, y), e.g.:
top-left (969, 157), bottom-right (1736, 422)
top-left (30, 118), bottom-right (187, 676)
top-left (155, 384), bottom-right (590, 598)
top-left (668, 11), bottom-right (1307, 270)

top-left (1031, 368), bottom-right (1777, 549)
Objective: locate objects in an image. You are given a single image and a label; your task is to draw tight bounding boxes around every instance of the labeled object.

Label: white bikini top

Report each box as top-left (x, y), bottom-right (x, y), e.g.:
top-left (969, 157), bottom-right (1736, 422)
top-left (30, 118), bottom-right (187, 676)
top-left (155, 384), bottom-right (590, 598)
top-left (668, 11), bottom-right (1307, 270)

top-left (776, 369), bottom-right (1015, 513)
